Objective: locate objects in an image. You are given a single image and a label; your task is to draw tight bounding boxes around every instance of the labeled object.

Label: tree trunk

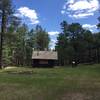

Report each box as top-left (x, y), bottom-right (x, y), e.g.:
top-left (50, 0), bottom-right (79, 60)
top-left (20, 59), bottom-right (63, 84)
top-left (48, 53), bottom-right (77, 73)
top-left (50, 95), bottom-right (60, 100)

top-left (97, 47), bottom-right (100, 63)
top-left (0, 10), bottom-right (6, 68)
top-left (88, 48), bottom-right (91, 63)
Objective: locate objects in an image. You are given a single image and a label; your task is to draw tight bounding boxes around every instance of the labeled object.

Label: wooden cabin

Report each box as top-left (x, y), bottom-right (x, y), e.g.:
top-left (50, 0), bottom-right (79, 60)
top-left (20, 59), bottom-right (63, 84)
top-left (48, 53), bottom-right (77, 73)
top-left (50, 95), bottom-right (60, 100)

top-left (32, 50), bottom-right (58, 67)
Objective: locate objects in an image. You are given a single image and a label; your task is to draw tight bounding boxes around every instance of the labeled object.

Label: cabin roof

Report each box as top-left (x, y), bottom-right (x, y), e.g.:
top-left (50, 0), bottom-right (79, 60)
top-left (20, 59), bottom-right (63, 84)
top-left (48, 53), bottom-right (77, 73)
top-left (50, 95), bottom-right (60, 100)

top-left (32, 50), bottom-right (58, 60)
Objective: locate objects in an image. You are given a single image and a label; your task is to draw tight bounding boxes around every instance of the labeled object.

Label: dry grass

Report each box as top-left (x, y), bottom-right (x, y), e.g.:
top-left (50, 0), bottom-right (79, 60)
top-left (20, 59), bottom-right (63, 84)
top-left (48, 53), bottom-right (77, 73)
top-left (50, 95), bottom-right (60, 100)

top-left (0, 64), bottom-right (100, 100)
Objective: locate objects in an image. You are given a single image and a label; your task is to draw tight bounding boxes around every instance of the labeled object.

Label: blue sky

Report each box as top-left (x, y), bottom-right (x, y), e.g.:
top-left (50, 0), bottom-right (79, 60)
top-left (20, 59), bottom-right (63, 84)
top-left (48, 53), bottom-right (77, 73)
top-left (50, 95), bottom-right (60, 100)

top-left (13, 0), bottom-right (100, 49)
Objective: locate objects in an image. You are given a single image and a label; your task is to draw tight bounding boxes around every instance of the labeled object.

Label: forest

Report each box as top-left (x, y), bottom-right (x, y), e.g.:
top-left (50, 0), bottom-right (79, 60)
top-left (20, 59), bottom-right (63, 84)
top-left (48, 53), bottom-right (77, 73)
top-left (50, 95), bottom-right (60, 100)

top-left (0, 0), bottom-right (100, 68)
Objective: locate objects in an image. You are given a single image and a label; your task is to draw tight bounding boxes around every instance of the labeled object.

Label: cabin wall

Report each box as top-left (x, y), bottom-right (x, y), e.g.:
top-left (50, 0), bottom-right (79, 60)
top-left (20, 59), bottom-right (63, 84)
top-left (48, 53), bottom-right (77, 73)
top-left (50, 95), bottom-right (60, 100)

top-left (32, 59), bottom-right (56, 68)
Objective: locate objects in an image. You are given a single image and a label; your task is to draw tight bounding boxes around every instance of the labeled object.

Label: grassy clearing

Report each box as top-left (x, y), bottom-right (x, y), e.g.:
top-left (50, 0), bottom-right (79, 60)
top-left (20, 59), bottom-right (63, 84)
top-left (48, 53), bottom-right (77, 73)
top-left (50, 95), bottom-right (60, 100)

top-left (0, 64), bottom-right (100, 100)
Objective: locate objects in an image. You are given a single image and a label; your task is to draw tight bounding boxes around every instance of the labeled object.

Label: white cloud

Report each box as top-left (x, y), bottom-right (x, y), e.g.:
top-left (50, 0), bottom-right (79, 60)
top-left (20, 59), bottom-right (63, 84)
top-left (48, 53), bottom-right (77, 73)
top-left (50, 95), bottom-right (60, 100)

top-left (61, 10), bottom-right (65, 14)
top-left (67, 0), bottom-right (75, 4)
top-left (62, 0), bottom-right (99, 19)
top-left (15, 7), bottom-right (39, 24)
top-left (48, 31), bottom-right (59, 49)
top-left (69, 13), bottom-right (94, 19)
top-left (82, 24), bottom-right (97, 32)
top-left (50, 39), bottom-right (57, 50)
top-left (48, 31), bottom-right (59, 35)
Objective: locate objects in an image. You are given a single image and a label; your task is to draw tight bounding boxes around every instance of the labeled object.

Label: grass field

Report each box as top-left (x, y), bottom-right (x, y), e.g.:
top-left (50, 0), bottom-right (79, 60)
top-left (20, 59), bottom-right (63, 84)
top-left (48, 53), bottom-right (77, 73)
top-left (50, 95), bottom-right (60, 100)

top-left (0, 64), bottom-right (100, 100)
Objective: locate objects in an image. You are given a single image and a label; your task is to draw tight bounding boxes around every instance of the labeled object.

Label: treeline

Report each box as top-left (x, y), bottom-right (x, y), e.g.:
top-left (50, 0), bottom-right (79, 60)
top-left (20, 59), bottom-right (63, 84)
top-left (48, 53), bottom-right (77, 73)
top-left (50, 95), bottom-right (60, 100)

top-left (56, 21), bottom-right (100, 66)
top-left (3, 24), bottom-right (50, 67)
top-left (0, 0), bottom-right (100, 67)
top-left (0, 0), bottom-right (50, 67)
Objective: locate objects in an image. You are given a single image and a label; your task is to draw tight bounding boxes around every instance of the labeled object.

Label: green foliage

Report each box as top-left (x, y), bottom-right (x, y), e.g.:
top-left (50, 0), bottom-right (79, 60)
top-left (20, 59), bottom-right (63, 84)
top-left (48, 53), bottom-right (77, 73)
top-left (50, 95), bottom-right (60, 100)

top-left (33, 25), bottom-right (50, 50)
top-left (0, 0), bottom-right (15, 68)
top-left (56, 21), bottom-right (100, 66)
top-left (2, 23), bottom-right (50, 67)
top-left (97, 17), bottom-right (100, 29)
top-left (0, 0), bottom-right (100, 67)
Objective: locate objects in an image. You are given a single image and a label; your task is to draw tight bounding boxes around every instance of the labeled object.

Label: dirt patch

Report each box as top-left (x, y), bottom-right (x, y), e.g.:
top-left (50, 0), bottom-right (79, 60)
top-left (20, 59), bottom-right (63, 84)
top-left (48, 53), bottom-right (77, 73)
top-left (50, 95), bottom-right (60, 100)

top-left (6, 70), bottom-right (34, 75)
top-left (61, 92), bottom-right (99, 100)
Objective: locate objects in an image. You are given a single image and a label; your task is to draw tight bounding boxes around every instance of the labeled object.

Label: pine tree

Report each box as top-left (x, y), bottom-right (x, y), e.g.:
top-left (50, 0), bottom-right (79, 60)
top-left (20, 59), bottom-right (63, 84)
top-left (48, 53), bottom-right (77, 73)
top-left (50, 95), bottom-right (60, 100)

top-left (0, 0), bottom-right (14, 68)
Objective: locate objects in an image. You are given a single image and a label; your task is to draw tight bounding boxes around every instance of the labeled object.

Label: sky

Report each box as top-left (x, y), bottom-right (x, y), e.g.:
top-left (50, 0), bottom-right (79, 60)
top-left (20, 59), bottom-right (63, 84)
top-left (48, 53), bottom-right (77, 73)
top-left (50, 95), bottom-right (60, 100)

top-left (13, 0), bottom-right (100, 49)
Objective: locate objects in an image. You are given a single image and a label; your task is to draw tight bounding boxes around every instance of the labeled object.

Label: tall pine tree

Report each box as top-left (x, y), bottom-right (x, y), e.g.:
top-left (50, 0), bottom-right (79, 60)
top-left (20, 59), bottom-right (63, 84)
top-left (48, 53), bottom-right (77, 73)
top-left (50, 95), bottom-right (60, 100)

top-left (0, 0), bottom-right (14, 68)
